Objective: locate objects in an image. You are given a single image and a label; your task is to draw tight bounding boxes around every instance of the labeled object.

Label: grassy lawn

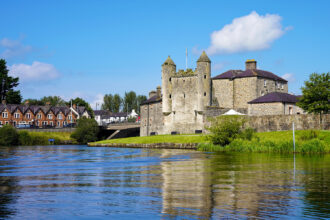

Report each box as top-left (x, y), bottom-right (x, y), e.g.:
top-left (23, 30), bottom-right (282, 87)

top-left (91, 134), bottom-right (207, 144)
top-left (90, 130), bottom-right (330, 154)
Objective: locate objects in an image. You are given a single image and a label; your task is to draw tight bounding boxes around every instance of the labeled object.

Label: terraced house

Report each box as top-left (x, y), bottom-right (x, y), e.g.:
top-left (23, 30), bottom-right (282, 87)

top-left (0, 101), bottom-right (90, 128)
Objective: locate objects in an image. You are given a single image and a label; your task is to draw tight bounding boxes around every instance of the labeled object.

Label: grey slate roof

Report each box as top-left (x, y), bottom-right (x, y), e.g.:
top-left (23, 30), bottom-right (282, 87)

top-left (248, 92), bottom-right (299, 104)
top-left (141, 95), bottom-right (162, 105)
top-left (213, 69), bottom-right (287, 82)
top-left (0, 104), bottom-right (86, 116)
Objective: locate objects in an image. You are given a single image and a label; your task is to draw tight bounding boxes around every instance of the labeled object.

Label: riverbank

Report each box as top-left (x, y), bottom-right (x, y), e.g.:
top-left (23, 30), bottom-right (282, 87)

top-left (89, 130), bottom-right (330, 153)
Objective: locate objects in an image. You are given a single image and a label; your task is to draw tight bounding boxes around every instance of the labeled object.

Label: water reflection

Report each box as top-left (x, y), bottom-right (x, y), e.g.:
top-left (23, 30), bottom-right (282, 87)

top-left (0, 146), bottom-right (329, 219)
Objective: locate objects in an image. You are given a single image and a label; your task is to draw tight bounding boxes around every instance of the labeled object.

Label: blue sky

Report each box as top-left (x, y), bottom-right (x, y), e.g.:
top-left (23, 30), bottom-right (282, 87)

top-left (1, 0), bottom-right (329, 108)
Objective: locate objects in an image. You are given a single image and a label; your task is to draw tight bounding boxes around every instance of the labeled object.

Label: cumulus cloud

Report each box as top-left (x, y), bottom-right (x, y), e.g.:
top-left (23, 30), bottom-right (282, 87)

top-left (0, 38), bottom-right (32, 58)
top-left (9, 61), bottom-right (60, 82)
top-left (282, 73), bottom-right (295, 82)
top-left (207, 11), bottom-right (290, 55)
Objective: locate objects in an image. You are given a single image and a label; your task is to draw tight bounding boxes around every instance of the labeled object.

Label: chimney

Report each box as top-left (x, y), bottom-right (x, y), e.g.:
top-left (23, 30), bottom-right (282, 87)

top-left (46, 101), bottom-right (51, 106)
top-left (149, 90), bottom-right (156, 98)
top-left (1, 100), bottom-right (6, 105)
top-left (24, 100), bottom-right (29, 105)
top-left (73, 104), bottom-right (77, 109)
top-left (245, 59), bottom-right (257, 70)
top-left (156, 86), bottom-right (161, 99)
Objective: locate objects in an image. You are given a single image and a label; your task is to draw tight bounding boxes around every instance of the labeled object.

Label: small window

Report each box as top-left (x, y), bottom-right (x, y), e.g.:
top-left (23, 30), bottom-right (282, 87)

top-left (14, 113), bottom-right (20, 118)
top-left (169, 77), bottom-right (171, 82)
top-left (204, 75), bottom-right (206, 79)
top-left (264, 80), bottom-right (267, 87)
top-left (26, 113), bottom-right (31, 119)
top-left (47, 114), bottom-right (53, 119)
top-left (37, 114), bottom-right (42, 119)
top-left (169, 94), bottom-right (171, 98)
top-left (204, 92), bottom-right (206, 96)
top-left (184, 93), bottom-right (185, 98)
top-left (281, 84), bottom-right (284, 89)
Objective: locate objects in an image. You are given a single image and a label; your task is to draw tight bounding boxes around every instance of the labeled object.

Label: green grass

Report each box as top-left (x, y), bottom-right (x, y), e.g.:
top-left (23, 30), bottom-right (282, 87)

top-left (198, 130), bottom-right (330, 154)
top-left (90, 130), bottom-right (330, 154)
top-left (91, 134), bottom-right (207, 145)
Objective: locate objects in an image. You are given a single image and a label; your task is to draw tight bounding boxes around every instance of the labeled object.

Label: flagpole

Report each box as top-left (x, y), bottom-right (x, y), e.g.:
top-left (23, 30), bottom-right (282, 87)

top-left (186, 48), bottom-right (188, 70)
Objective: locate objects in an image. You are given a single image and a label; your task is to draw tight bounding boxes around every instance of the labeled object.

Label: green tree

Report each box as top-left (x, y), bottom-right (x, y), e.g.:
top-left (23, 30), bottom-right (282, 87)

top-left (0, 59), bottom-right (21, 104)
top-left (40, 96), bottom-right (66, 106)
top-left (123, 91), bottom-right (137, 113)
top-left (297, 73), bottom-right (330, 124)
top-left (0, 125), bottom-right (19, 146)
top-left (70, 118), bottom-right (99, 144)
top-left (6, 90), bottom-right (22, 104)
top-left (113, 94), bottom-right (122, 113)
top-left (136, 95), bottom-right (147, 114)
top-left (22, 98), bottom-right (44, 105)
top-left (102, 94), bottom-right (114, 112)
top-left (67, 97), bottom-right (94, 118)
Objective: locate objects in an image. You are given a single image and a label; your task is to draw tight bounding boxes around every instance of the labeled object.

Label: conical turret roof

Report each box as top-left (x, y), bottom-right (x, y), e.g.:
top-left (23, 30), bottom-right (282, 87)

top-left (197, 51), bottom-right (211, 62)
top-left (162, 56), bottom-right (176, 66)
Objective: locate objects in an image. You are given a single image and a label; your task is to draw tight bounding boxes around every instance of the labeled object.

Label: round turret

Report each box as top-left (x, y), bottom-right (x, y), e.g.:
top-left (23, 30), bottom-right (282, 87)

top-left (162, 56), bottom-right (176, 113)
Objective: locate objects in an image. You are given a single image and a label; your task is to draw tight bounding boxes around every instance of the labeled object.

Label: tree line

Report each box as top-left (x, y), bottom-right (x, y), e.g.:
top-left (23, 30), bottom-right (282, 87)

top-left (101, 91), bottom-right (147, 114)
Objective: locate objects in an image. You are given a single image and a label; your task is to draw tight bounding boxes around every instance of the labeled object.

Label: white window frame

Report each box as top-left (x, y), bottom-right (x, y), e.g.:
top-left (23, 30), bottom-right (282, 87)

top-left (14, 113), bottom-right (20, 118)
top-left (58, 114), bottom-right (63, 119)
top-left (47, 114), bottom-right (53, 119)
top-left (68, 115), bottom-right (72, 120)
top-left (281, 83), bottom-right (284, 89)
top-left (264, 80), bottom-right (267, 87)
top-left (37, 113), bottom-right (42, 119)
top-left (26, 113), bottom-right (31, 119)
top-left (2, 112), bottom-right (8, 118)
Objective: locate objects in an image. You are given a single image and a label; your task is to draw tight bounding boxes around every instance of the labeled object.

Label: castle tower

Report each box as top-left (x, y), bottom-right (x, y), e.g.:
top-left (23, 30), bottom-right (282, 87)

top-left (196, 51), bottom-right (211, 112)
top-left (162, 56), bottom-right (176, 114)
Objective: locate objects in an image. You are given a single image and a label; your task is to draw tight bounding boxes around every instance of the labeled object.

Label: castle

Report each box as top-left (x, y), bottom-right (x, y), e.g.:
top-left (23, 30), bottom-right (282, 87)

top-left (140, 52), bottom-right (303, 136)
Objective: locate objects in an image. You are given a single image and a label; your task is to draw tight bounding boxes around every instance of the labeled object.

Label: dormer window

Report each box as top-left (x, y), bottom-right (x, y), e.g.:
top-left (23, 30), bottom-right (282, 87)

top-left (26, 113), bottom-right (31, 119)
top-left (14, 113), bottom-right (20, 118)
top-left (37, 113), bottom-right (42, 119)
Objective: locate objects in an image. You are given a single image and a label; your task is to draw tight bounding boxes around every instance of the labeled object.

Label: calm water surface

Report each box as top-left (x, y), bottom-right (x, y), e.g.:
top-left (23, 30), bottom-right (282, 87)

top-left (0, 145), bottom-right (329, 219)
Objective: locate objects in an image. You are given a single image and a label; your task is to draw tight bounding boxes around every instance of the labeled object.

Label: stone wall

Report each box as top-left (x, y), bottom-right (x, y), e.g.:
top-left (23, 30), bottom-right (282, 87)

top-left (256, 77), bottom-right (288, 97)
top-left (233, 77), bottom-right (258, 109)
top-left (246, 114), bottom-right (330, 132)
top-left (248, 103), bottom-right (284, 116)
top-left (212, 79), bottom-right (233, 108)
top-left (140, 101), bottom-right (164, 136)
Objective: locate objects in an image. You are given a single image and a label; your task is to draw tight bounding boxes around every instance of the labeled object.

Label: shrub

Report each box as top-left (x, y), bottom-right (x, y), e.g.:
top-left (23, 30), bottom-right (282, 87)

top-left (206, 115), bottom-right (248, 146)
top-left (0, 125), bottom-right (19, 146)
top-left (18, 131), bottom-right (33, 146)
top-left (239, 127), bottom-right (255, 141)
top-left (71, 118), bottom-right (99, 144)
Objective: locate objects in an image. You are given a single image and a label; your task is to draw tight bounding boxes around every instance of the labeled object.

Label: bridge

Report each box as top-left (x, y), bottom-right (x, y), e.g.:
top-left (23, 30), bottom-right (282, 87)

top-left (100, 122), bottom-right (140, 139)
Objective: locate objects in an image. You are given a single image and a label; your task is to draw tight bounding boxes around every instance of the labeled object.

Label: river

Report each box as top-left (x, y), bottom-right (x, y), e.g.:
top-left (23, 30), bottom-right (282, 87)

top-left (0, 145), bottom-right (329, 219)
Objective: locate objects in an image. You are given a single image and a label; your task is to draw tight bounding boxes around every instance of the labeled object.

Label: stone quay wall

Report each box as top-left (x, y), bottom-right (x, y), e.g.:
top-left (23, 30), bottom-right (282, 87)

top-left (88, 142), bottom-right (198, 149)
top-left (246, 114), bottom-right (329, 132)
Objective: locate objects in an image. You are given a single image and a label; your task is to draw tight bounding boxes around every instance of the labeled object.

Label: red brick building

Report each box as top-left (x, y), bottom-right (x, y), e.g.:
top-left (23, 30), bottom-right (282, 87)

top-left (0, 102), bottom-right (90, 128)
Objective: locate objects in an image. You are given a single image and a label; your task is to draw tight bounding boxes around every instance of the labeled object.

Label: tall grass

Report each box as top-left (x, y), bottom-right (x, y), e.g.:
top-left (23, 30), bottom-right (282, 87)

top-left (198, 130), bottom-right (330, 154)
top-left (18, 131), bottom-right (74, 146)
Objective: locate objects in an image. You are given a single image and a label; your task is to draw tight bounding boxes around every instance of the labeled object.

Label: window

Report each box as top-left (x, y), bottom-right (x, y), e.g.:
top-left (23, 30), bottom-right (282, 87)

top-left (37, 114), bottom-right (42, 119)
top-left (58, 114), bottom-right (63, 119)
top-left (204, 92), bottom-right (206, 96)
top-left (68, 115), bottom-right (72, 120)
top-left (50, 121), bottom-right (53, 126)
top-left (204, 75), bottom-right (206, 79)
top-left (13, 121), bottom-right (16, 126)
top-left (2, 112), bottom-right (8, 118)
top-left (289, 107), bottom-right (293, 115)
top-left (14, 113), bottom-right (20, 118)
top-left (42, 121), bottom-right (48, 126)
top-left (47, 114), bottom-right (53, 119)
top-left (184, 93), bottom-right (185, 98)
top-left (277, 82), bottom-right (280, 89)
top-left (169, 77), bottom-right (171, 82)
top-left (5, 121), bottom-right (9, 125)
top-left (264, 80), bottom-right (267, 87)
top-left (63, 122), bottom-right (67, 126)
top-left (281, 84), bottom-right (284, 89)
top-left (169, 94), bottom-right (171, 98)
top-left (26, 113), bottom-right (31, 119)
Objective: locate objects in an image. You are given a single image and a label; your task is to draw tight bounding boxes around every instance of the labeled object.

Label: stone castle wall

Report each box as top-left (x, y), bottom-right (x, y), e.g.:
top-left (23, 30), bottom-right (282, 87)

top-left (140, 101), bottom-right (164, 136)
top-left (212, 79), bottom-right (233, 108)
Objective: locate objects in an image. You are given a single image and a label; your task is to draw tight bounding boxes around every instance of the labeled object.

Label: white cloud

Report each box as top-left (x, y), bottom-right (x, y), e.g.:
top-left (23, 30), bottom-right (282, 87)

top-left (0, 38), bottom-right (32, 58)
top-left (282, 73), bottom-right (295, 82)
top-left (207, 11), bottom-right (290, 55)
top-left (90, 93), bottom-right (104, 110)
top-left (9, 61), bottom-right (60, 82)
